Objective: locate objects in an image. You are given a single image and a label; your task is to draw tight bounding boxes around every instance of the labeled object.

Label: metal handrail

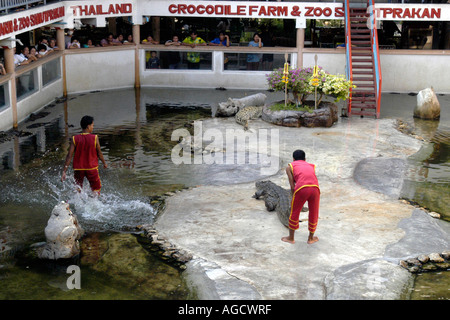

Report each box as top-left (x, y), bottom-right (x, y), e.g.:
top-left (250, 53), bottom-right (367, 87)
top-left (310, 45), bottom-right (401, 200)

top-left (344, 0), bottom-right (353, 115)
top-left (367, 0), bottom-right (382, 118)
top-left (0, 0), bottom-right (50, 13)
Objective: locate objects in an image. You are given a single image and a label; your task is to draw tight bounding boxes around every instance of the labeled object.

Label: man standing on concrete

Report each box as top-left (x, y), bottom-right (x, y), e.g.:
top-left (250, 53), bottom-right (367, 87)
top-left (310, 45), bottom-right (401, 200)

top-left (282, 150), bottom-right (320, 244)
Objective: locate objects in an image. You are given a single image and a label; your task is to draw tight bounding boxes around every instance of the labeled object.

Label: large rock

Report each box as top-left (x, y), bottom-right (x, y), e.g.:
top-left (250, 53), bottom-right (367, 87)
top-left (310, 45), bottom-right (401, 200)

top-left (414, 88), bottom-right (440, 120)
top-left (262, 101), bottom-right (338, 127)
top-left (215, 93), bottom-right (267, 117)
top-left (353, 157), bottom-right (407, 198)
top-left (36, 201), bottom-right (84, 260)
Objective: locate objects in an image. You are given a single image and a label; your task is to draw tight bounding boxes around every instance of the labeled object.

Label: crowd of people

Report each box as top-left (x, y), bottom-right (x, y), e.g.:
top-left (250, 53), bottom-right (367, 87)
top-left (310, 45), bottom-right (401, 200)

top-left (3, 28), bottom-right (275, 73)
top-left (12, 36), bottom-right (59, 71)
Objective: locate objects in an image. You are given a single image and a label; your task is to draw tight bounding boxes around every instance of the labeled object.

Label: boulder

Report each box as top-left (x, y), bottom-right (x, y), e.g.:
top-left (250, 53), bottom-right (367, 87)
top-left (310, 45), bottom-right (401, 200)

top-left (36, 201), bottom-right (84, 260)
top-left (262, 101), bottom-right (338, 128)
top-left (414, 88), bottom-right (440, 120)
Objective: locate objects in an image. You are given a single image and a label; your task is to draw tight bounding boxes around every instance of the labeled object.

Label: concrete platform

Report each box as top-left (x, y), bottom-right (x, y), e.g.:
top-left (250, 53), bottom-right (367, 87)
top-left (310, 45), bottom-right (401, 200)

top-left (154, 116), bottom-right (449, 300)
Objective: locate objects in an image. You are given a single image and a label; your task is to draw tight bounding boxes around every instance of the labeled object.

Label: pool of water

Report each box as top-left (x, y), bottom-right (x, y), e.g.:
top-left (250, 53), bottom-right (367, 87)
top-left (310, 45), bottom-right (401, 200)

top-left (0, 89), bottom-right (448, 299)
top-left (0, 87), bottom-right (282, 299)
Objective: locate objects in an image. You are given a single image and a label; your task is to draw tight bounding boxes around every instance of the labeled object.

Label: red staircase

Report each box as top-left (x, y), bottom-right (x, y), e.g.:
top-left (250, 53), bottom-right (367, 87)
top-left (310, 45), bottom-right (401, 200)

top-left (345, 1), bottom-right (382, 118)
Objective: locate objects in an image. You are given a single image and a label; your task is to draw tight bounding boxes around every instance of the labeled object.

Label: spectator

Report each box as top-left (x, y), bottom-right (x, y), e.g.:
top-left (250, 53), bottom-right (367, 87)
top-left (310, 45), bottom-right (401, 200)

top-left (142, 35), bottom-right (158, 44)
top-left (208, 32), bottom-right (230, 47)
top-left (165, 35), bottom-right (181, 69)
top-left (0, 63), bottom-right (6, 75)
top-left (247, 33), bottom-right (263, 71)
top-left (83, 39), bottom-right (96, 48)
top-left (146, 51), bottom-right (160, 69)
top-left (67, 36), bottom-right (81, 49)
top-left (209, 32), bottom-right (230, 70)
top-left (182, 30), bottom-right (206, 69)
top-left (49, 38), bottom-right (59, 50)
top-left (14, 47), bottom-right (31, 67)
top-left (37, 43), bottom-right (50, 57)
top-left (65, 29), bottom-right (74, 48)
top-left (23, 46), bottom-right (38, 61)
top-left (29, 47), bottom-right (41, 59)
top-left (123, 34), bottom-right (134, 45)
top-left (100, 33), bottom-right (122, 47)
top-left (36, 36), bottom-right (51, 52)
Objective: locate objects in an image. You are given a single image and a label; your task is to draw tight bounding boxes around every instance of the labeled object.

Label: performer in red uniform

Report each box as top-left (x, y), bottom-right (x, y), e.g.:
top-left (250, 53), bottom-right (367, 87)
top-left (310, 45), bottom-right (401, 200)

top-left (282, 150), bottom-right (320, 244)
top-left (61, 115), bottom-right (107, 195)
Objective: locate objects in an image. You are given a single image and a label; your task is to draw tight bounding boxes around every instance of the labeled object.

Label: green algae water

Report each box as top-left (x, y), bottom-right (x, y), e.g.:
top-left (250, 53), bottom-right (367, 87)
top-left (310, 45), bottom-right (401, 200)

top-left (382, 93), bottom-right (450, 300)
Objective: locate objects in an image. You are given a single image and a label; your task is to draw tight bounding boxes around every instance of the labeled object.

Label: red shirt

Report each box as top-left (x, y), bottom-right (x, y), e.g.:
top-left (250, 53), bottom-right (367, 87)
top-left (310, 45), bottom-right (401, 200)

top-left (72, 133), bottom-right (98, 170)
top-left (289, 160), bottom-right (320, 191)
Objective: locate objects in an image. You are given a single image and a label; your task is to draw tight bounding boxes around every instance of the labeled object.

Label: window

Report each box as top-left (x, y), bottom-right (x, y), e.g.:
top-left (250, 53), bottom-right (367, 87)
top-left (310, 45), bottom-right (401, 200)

top-left (42, 57), bottom-right (61, 87)
top-left (145, 51), bottom-right (212, 70)
top-left (16, 69), bottom-right (38, 101)
top-left (0, 82), bottom-right (9, 112)
top-left (224, 52), bottom-right (291, 71)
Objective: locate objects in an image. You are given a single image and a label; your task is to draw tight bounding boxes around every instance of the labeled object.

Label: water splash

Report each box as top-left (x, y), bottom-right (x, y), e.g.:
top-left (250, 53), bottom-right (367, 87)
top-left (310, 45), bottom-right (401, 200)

top-left (1, 167), bottom-right (156, 232)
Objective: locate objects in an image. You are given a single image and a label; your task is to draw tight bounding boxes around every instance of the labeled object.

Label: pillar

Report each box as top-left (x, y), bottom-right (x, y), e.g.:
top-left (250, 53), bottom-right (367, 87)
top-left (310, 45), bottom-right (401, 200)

top-left (133, 24), bottom-right (141, 89)
top-left (4, 47), bottom-right (18, 129)
top-left (296, 28), bottom-right (305, 68)
top-left (56, 28), bottom-right (68, 97)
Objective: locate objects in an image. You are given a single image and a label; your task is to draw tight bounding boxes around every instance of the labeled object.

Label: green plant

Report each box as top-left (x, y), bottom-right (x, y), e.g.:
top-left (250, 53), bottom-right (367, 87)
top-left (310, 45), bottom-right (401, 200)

top-left (266, 66), bottom-right (355, 106)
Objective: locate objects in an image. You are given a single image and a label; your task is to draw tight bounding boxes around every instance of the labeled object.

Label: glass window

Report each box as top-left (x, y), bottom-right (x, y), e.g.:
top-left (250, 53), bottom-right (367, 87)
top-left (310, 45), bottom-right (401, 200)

top-left (0, 82), bottom-right (9, 112)
top-left (224, 52), bottom-right (291, 72)
top-left (145, 51), bottom-right (212, 70)
top-left (42, 58), bottom-right (61, 87)
top-left (16, 69), bottom-right (38, 101)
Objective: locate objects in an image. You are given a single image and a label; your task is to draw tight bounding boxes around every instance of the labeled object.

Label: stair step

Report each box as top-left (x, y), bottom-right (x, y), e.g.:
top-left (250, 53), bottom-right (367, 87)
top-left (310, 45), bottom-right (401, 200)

top-left (354, 84), bottom-right (375, 87)
top-left (353, 70), bottom-right (373, 76)
top-left (352, 41), bottom-right (371, 45)
top-left (352, 91), bottom-right (376, 95)
top-left (351, 34), bottom-right (370, 40)
top-left (351, 104), bottom-right (376, 109)
top-left (350, 111), bottom-right (377, 117)
top-left (351, 96), bottom-right (376, 101)
top-left (352, 77), bottom-right (374, 81)
top-left (352, 52), bottom-right (373, 57)
top-left (353, 66), bottom-right (374, 70)
top-left (351, 29), bottom-right (371, 34)
top-left (352, 58), bottom-right (373, 62)
top-left (351, 23), bottom-right (369, 28)
top-left (350, 17), bottom-right (368, 21)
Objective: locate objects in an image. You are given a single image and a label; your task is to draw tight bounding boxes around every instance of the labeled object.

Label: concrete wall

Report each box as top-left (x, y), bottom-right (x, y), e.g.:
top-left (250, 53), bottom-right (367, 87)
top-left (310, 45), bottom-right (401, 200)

top-left (139, 50), bottom-right (296, 90)
top-left (65, 48), bottom-right (135, 94)
top-left (380, 52), bottom-right (450, 93)
top-left (0, 57), bottom-right (63, 131)
top-left (16, 65), bottom-right (63, 125)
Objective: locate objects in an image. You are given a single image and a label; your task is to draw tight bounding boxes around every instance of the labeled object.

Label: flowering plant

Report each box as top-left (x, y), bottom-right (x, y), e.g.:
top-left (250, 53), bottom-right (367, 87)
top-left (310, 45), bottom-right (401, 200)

top-left (266, 66), bottom-right (355, 106)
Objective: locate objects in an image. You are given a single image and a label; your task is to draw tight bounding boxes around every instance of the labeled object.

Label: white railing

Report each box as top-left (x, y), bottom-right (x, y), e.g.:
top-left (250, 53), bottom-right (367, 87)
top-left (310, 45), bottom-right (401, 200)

top-left (0, 0), bottom-right (52, 13)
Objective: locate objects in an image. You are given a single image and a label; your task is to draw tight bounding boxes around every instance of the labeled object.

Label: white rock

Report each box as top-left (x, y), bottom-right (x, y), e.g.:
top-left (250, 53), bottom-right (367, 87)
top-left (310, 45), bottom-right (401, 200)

top-left (414, 87), bottom-right (440, 120)
top-left (37, 201), bottom-right (84, 260)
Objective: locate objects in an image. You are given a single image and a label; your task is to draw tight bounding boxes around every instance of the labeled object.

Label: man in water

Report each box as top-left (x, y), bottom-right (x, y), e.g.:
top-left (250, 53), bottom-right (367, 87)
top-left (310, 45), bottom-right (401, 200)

top-left (282, 150), bottom-right (320, 244)
top-left (61, 115), bottom-right (107, 195)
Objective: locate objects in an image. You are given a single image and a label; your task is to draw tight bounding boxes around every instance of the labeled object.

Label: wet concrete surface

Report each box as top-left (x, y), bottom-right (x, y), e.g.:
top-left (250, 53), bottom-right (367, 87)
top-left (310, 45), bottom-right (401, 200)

top-left (155, 114), bottom-right (449, 300)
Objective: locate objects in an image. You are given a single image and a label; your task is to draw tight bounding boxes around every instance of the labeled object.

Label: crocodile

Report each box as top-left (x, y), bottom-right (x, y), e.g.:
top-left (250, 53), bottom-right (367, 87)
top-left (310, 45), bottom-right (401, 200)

top-left (253, 181), bottom-right (309, 228)
top-left (235, 106), bottom-right (263, 130)
top-left (253, 180), bottom-right (292, 228)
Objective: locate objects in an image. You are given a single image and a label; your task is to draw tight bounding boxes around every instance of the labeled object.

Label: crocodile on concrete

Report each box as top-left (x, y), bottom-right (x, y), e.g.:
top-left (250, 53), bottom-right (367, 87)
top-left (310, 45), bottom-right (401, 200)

top-left (253, 180), bottom-right (293, 228)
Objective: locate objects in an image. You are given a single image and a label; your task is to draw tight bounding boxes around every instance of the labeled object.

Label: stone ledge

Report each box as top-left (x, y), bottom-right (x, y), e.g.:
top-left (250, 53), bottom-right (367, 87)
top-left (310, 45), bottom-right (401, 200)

top-left (261, 100), bottom-right (339, 128)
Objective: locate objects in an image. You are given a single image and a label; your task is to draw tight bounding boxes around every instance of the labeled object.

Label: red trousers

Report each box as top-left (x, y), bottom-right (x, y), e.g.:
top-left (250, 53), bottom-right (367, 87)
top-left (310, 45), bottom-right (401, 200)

top-left (74, 169), bottom-right (102, 193)
top-left (288, 186), bottom-right (320, 233)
